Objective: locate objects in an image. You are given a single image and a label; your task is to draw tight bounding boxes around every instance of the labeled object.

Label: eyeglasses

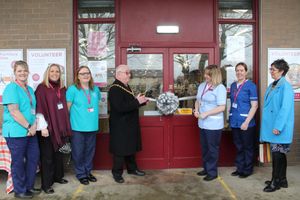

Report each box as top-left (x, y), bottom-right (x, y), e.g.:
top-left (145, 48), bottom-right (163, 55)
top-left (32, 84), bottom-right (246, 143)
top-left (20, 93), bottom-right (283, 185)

top-left (79, 72), bottom-right (90, 76)
top-left (269, 68), bottom-right (278, 72)
top-left (119, 71), bottom-right (131, 75)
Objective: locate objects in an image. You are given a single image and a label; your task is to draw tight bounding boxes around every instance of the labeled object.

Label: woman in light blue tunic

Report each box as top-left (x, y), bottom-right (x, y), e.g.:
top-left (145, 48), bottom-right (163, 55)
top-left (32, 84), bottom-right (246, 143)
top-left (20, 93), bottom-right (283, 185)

top-left (194, 64), bottom-right (226, 181)
top-left (260, 59), bottom-right (294, 192)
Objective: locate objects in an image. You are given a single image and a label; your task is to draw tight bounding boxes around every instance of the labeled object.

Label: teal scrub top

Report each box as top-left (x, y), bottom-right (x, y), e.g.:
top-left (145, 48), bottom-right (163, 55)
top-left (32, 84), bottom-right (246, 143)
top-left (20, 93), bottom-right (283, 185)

top-left (2, 82), bottom-right (36, 138)
top-left (66, 85), bottom-right (101, 132)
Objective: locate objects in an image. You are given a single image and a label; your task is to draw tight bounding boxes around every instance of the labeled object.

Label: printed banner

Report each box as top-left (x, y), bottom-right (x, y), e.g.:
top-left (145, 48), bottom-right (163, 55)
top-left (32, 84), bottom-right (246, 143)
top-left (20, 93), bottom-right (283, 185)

top-left (0, 49), bottom-right (23, 103)
top-left (268, 48), bottom-right (300, 100)
top-left (87, 31), bottom-right (107, 57)
top-left (27, 49), bottom-right (66, 90)
top-left (88, 61), bottom-right (107, 87)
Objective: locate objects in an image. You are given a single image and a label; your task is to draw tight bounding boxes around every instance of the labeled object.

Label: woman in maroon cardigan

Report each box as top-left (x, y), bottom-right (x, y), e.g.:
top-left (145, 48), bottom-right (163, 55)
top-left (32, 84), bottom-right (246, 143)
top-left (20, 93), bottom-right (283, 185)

top-left (35, 64), bottom-right (72, 194)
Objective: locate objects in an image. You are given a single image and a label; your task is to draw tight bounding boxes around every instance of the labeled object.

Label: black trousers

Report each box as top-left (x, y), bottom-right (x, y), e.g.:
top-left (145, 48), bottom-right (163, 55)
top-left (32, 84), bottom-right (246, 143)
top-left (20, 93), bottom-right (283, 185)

top-left (112, 154), bottom-right (137, 177)
top-left (38, 133), bottom-right (64, 190)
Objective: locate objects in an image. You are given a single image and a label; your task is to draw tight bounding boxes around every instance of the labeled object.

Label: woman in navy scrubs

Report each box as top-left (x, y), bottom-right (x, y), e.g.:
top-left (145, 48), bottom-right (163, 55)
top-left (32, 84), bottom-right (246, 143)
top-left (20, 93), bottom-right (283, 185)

top-left (229, 62), bottom-right (258, 178)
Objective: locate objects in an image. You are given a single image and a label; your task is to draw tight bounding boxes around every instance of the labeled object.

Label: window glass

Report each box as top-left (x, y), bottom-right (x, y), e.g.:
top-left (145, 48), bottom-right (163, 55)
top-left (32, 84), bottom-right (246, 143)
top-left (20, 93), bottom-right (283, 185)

top-left (78, 23), bottom-right (115, 132)
top-left (219, 24), bottom-right (253, 88)
top-left (173, 54), bottom-right (208, 112)
top-left (127, 54), bottom-right (163, 116)
top-left (78, 0), bottom-right (115, 18)
top-left (219, 0), bottom-right (252, 19)
top-left (219, 24), bottom-right (253, 129)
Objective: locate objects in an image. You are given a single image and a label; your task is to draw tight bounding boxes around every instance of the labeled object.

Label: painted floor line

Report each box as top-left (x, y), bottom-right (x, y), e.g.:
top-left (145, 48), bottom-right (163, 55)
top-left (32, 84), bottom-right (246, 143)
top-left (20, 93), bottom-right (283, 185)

top-left (218, 176), bottom-right (238, 200)
top-left (71, 184), bottom-right (84, 200)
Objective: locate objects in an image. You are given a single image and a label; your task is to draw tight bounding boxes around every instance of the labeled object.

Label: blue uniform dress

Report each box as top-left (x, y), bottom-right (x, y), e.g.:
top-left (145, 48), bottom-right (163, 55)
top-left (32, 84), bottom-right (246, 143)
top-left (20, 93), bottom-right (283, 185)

top-left (196, 82), bottom-right (226, 177)
top-left (66, 85), bottom-right (101, 180)
top-left (2, 82), bottom-right (40, 194)
top-left (229, 80), bottom-right (258, 175)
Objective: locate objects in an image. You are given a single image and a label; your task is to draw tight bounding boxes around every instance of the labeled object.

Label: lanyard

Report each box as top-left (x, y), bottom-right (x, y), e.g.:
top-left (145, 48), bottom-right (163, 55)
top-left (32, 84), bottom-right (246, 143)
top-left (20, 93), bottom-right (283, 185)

top-left (15, 80), bottom-right (32, 107)
top-left (233, 79), bottom-right (247, 103)
top-left (49, 84), bottom-right (61, 100)
top-left (201, 83), bottom-right (213, 100)
top-left (81, 87), bottom-right (91, 105)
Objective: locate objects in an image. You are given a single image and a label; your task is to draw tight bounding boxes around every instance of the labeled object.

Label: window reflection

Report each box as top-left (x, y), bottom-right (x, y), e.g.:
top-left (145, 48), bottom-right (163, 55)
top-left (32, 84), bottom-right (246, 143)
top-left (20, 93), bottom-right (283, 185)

top-left (219, 24), bottom-right (253, 129)
top-left (219, 0), bottom-right (253, 19)
top-left (219, 24), bottom-right (253, 89)
top-left (127, 54), bottom-right (163, 116)
top-left (78, 0), bottom-right (115, 18)
top-left (78, 23), bottom-right (115, 132)
top-left (173, 54), bottom-right (208, 111)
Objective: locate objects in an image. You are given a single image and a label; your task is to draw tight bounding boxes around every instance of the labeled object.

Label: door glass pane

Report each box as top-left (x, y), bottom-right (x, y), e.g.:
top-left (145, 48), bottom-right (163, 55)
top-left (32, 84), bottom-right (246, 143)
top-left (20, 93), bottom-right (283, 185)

top-left (219, 0), bottom-right (252, 19)
top-left (173, 54), bottom-right (208, 113)
top-left (78, 0), bottom-right (115, 18)
top-left (219, 24), bottom-right (253, 90)
top-left (127, 54), bottom-right (163, 116)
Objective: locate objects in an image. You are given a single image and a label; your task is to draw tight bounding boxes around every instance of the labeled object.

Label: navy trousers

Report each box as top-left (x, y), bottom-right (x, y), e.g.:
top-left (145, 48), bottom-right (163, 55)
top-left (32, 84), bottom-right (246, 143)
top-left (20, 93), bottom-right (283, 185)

top-left (71, 131), bottom-right (97, 180)
top-left (5, 136), bottom-right (40, 194)
top-left (232, 126), bottom-right (255, 175)
top-left (200, 129), bottom-right (222, 177)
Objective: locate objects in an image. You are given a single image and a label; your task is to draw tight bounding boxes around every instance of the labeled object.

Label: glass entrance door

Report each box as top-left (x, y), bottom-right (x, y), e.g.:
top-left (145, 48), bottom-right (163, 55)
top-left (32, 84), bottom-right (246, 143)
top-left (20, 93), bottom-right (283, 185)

top-left (121, 47), bottom-right (214, 168)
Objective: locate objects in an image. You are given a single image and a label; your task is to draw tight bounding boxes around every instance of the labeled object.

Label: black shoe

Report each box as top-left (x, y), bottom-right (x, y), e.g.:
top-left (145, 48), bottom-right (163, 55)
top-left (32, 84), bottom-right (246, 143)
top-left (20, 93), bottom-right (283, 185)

top-left (263, 183), bottom-right (280, 192)
top-left (128, 169), bottom-right (145, 176)
top-left (231, 171), bottom-right (240, 176)
top-left (14, 192), bottom-right (33, 199)
top-left (203, 175), bottom-right (217, 181)
top-left (265, 179), bottom-right (288, 188)
top-left (265, 180), bottom-right (272, 185)
top-left (79, 178), bottom-right (89, 185)
top-left (197, 170), bottom-right (207, 176)
top-left (280, 179), bottom-right (288, 188)
top-left (113, 176), bottom-right (125, 183)
top-left (87, 173), bottom-right (97, 182)
top-left (27, 188), bottom-right (41, 195)
top-left (43, 187), bottom-right (54, 194)
top-left (55, 178), bottom-right (68, 184)
top-left (239, 173), bottom-right (251, 178)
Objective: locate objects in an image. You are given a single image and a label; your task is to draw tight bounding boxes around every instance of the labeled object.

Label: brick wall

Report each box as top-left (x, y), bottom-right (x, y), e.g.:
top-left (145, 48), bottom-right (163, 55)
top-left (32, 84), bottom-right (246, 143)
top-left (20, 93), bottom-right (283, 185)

top-left (0, 0), bottom-right (73, 127)
top-left (260, 0), bottom-right (300, 164)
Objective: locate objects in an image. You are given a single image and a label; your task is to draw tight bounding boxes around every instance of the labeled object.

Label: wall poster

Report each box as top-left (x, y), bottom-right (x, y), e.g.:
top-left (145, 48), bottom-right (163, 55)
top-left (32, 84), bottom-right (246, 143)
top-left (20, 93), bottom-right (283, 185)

top-left (268, 48), bottom-right (300, 101)
top-left (0, 49), bottom-right (23, 103)
top-left (27, 49), bottom-right (66, 90)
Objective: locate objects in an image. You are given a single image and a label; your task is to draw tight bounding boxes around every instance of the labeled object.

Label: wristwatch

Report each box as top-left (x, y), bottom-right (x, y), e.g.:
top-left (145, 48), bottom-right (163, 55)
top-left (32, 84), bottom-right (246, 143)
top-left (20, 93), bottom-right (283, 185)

top-left (27, 124), bottom-right (31, 130)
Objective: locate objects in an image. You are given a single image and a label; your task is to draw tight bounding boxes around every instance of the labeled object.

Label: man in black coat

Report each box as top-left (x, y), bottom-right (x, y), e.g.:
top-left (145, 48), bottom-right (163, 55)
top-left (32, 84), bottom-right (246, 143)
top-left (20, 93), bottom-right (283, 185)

top-left (108, 64), bottom-right (148, 183)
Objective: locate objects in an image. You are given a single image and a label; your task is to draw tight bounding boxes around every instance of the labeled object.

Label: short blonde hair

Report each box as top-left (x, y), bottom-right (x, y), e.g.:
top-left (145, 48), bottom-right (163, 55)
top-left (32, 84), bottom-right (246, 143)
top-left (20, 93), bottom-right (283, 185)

top-left (42, 63), bottom-right (65, 89)
top-left (13, 60), bottom-right (29, 73)
top-left (204, 64), bottom-right (222, 86)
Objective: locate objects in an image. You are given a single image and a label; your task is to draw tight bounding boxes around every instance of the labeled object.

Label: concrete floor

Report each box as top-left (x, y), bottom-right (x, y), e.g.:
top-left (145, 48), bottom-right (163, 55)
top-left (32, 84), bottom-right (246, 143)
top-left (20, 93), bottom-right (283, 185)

top-left (1, 165), bottom-right (300, 200)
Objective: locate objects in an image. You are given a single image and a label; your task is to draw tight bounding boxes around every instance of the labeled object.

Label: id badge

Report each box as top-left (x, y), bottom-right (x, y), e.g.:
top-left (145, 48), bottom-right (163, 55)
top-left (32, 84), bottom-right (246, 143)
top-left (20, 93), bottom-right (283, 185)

top-left (232, 103), bottom-right (238, 109)
top-left (88, 107), bottom-right (94, 112)
top-left (57, 103), bottom-right (63, 110)
top-left (31, 109), bottom-right (36, 115)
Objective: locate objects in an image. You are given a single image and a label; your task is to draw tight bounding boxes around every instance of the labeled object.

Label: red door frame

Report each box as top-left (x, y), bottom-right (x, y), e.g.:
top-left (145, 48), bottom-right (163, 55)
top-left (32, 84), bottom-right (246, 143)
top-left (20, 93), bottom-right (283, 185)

top-left (168, 48), bottom-right (214, 168)
top-left (121, 47), bottom-right (216, 169)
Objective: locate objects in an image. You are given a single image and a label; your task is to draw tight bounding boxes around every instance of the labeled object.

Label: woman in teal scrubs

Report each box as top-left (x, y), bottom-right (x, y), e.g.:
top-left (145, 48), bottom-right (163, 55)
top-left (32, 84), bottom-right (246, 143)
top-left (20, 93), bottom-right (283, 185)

top-left (66, 66), bottom-right (101, 185)
top-left (2, 60), bottom-right (40, 198)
